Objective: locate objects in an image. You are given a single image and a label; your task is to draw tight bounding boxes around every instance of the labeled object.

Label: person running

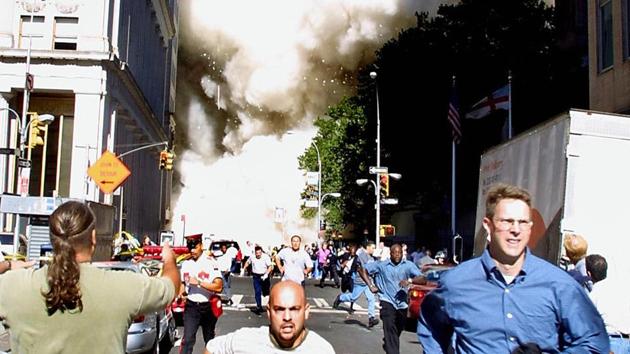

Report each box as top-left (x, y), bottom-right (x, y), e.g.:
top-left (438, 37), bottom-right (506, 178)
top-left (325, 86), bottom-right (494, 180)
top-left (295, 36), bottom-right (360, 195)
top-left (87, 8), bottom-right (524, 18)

top-left (359, 243), bottom-right (422, 354)
top-left (275, 234), bottom-right (312, 286)
top-left (244, 245), bottom-right (274, 314)
top-left (319, 243), bottom-right (340, 288)
top-left (333, 242), bottom-right (379, 328)
top-left (204, 281), bottom-right (335, 353)
top-left (417, 183), bottom-right (609, 353)
top-left (179, 234), bottom-right (224, 354)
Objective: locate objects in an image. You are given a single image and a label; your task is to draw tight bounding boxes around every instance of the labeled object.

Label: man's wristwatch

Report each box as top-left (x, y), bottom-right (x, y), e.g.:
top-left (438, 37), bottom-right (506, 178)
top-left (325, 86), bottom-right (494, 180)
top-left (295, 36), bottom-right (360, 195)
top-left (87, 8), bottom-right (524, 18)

top-left (5, 260), bottom-right (11, 270)
top-left (407, 278), bottom-right (413, 284)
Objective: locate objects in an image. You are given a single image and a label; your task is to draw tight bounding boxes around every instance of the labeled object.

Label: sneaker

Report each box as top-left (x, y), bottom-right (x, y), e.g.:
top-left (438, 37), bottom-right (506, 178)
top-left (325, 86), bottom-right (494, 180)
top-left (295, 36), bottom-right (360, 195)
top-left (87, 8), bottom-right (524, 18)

top-left (332, 294), bottom-right (341, 309)
top-left (227, 299), bottom-right (234, 306)
top-left (368, 317), bottom-right (379, 328)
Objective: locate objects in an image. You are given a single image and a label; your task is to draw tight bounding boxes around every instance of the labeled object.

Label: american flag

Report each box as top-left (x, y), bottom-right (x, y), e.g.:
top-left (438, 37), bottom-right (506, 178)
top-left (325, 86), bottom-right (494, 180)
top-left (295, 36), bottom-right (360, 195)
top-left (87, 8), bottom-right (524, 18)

top-left (447, 82), bottom-right (462, 143)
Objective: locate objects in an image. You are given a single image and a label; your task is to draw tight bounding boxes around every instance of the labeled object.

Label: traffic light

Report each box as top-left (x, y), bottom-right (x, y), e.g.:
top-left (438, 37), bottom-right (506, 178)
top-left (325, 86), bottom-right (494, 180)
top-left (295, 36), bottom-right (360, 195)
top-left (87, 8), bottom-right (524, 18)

top-left (28, 117), bottom-right (45, 148)
top-left (164, 151), bottom-right (174, 171)
top-left (159, 150), bottom-right (168, 170)
top-left (379, 174), bottom-right (389, 197)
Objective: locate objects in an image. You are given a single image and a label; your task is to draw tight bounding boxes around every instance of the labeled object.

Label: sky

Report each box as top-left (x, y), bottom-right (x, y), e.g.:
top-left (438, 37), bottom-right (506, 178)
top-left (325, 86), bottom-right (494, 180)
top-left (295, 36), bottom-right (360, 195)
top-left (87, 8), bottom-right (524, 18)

top-left (171, 0), bottom-right (450, 248)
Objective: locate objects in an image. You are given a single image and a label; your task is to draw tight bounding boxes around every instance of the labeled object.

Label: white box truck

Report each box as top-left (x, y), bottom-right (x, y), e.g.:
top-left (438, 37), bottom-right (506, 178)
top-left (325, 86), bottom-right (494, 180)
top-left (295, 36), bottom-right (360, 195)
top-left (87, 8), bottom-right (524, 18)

top-left (473, 109), bottom-right (630, 286)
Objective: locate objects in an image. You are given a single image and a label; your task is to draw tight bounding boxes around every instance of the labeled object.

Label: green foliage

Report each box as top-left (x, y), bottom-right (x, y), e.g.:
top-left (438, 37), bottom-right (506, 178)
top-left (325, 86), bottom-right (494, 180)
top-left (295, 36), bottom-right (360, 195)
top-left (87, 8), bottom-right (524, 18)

top-left (298, 97), bottom-right (370, 234)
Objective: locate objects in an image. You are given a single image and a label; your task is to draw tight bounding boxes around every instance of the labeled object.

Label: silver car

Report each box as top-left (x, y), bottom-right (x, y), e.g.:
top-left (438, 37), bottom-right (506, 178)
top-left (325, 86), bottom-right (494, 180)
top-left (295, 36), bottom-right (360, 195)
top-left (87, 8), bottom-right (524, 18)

top-left (93, 261), bottom-right (177, 354)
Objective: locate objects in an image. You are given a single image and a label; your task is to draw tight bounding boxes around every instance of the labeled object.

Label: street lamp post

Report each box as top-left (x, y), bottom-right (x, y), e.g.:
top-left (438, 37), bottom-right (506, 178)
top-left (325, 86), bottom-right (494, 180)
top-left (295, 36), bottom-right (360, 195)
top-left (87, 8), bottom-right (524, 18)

top-left (370, 71), bottom-right (382, 247)
top-left (1, 108), bottom-right (54, 254)
top-left (311, 142), bottom-right (322, 243)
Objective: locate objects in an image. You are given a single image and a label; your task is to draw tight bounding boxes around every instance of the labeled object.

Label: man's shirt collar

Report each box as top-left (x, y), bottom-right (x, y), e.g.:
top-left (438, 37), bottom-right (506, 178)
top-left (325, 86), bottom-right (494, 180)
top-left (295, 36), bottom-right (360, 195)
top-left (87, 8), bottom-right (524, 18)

top-left (481, 247), bottom-right (531, 281)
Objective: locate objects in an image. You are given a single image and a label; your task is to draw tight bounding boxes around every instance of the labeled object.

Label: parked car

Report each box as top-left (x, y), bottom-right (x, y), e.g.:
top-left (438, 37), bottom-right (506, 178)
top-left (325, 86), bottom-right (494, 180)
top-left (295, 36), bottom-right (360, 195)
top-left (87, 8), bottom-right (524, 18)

top-left (92, 261), bottom-right (177, 354)
top-left (406, 265), bottom-right (453, 330)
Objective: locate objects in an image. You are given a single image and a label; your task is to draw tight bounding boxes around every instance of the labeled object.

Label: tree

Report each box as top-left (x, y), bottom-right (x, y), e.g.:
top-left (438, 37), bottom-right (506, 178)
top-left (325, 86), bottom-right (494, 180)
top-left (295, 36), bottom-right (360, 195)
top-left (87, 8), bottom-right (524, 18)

top-left (298, 97), bottom-right (371, 238)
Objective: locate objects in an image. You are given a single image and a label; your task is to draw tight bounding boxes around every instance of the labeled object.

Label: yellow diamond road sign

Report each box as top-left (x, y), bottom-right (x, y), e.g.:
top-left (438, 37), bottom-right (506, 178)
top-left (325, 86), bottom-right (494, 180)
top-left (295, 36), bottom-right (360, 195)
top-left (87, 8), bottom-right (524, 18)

top-left (87, 150), bottom-right (131, 194)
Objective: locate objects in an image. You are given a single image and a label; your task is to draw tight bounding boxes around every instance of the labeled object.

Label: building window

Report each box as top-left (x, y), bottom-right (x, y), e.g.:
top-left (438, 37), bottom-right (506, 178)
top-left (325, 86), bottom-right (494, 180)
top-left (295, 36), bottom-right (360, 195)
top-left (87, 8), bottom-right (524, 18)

top-left (19, 15), bottom-right (46, 49)
top-left (53, 17), bottom-right (78, 50)
top-left (598, 0), bottom-right (614, 71)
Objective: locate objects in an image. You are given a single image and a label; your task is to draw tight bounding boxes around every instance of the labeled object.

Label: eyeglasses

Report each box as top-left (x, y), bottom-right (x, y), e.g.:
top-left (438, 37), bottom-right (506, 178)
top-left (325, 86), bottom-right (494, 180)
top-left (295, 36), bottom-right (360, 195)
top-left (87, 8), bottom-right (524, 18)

top-left (493, 218), bottom-right (533, 231)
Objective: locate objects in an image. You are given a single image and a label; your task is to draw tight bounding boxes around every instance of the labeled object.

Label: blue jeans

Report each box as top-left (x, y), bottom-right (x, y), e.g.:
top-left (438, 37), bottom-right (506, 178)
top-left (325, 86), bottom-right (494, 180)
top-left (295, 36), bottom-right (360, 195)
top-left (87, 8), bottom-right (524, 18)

top-left (609, 335), bottom-right (630, 354)
top-left (222, 272), bottom-right (231, 298)
top-left (312, 259), bottom-right (320, 278)
top-left (252, 274), bottom-right (270, 308)
top-left (339, 282), bottom-right (376, 318)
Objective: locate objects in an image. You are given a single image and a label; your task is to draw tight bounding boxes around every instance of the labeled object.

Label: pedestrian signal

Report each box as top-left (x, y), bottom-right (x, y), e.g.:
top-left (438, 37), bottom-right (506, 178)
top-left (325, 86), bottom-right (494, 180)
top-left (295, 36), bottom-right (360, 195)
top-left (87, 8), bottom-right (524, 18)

top-left (379, 224), bottom-right (395, 237)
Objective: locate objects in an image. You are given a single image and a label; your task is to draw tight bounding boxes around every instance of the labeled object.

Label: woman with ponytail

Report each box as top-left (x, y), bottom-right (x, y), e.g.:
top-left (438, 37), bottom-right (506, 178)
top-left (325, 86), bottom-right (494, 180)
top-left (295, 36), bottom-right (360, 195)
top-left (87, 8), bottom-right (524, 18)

top-left (0, 201), bottom-right (180, 353)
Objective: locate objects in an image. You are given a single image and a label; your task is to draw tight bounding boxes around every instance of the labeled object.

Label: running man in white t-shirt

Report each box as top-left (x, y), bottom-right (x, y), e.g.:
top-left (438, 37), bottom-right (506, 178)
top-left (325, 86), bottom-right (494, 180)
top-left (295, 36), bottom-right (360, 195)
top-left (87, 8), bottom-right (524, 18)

top-left (275, 235), bottom-right (312, 286)
top-left (244, 245), bottom-right (274, 314)
top-left (204, 281), bottom-right (335, 354)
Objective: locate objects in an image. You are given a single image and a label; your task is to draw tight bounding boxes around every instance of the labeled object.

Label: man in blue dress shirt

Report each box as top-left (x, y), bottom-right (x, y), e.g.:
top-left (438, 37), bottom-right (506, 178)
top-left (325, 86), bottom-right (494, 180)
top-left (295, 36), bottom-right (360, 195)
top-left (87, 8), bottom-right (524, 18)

top-left (417, 183), bottom-right (609, 353)
top-left (359, 243), bottom-right (422, 354)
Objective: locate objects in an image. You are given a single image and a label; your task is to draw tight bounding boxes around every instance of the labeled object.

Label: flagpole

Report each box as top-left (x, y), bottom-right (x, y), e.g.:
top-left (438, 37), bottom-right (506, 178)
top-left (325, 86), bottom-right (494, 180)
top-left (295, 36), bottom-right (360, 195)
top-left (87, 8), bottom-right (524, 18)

top-left (451, 75), bottom-right (456, 238)
top-left (508, 71), bottom-right (512, 139)
top-left (451, 139), bottom-right (456, 236)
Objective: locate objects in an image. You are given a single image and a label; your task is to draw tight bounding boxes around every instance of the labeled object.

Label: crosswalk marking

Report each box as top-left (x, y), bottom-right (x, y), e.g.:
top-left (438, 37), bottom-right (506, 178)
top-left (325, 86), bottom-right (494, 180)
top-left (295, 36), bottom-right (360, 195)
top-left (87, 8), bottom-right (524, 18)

top-left (312, 297), bottom-right (327, 307)
top-left (231, 294), bottom-right (243, 306)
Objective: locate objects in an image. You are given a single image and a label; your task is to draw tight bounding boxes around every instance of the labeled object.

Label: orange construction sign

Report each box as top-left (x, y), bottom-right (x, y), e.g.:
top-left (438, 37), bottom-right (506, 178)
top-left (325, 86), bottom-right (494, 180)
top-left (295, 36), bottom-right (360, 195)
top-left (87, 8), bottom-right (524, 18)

top-left (87, 150), bottom-right (131, 194)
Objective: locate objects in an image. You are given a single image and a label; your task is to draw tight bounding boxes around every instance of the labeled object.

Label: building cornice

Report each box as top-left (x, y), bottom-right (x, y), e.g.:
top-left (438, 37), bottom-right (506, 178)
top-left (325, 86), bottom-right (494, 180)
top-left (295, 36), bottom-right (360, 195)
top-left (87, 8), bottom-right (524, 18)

top-left (150, 0), bottom-right (175, 46)
top-left (0, 49), bottom-right (109, 61)
top-left (104, 54), bottom-right (168, 143)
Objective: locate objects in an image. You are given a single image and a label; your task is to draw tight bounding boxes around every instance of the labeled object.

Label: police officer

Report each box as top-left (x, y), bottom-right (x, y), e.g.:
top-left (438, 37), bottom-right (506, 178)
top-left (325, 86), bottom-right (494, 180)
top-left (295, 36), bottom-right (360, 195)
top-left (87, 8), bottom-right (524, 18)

top-left (179, 234), bottom-right (224, 354)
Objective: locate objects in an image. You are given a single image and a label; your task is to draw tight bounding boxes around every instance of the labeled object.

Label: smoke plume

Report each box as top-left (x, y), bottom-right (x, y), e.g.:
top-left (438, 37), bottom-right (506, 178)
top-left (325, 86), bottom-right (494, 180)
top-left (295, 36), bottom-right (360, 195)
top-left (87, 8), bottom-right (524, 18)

top-left (171, 0), bottom-right (447, 248)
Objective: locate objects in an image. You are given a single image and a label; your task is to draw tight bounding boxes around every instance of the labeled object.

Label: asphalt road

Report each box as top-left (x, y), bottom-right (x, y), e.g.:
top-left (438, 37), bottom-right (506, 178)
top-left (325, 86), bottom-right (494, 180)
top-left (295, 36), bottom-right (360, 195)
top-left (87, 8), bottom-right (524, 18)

top-left (169, 275), bottom-right (423, 354)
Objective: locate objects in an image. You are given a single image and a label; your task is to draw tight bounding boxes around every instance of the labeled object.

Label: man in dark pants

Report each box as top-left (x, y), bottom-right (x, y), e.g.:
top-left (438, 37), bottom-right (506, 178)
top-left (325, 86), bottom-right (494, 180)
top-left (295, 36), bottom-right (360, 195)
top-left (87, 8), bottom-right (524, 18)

top-left (359, 244), bottom-right (422, 354)
top-left (319, 243), bottom-right (340, 288)
top-left (179, 234), bottom-right (224, 354)
top-left (243, 245), bottom-right (274, 314)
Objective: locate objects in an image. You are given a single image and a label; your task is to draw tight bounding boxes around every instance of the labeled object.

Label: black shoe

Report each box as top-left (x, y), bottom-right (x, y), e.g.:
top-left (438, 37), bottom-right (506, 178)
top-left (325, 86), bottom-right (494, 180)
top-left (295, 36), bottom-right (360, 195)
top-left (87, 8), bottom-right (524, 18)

top-left (368, 317), bottom-right (379, 328)
top-left (254, 306), bottom-right (263, 315)
top-left (227, 299), bottom-right (234, 306)
top-left (332, 294), bottom-right (341, 309)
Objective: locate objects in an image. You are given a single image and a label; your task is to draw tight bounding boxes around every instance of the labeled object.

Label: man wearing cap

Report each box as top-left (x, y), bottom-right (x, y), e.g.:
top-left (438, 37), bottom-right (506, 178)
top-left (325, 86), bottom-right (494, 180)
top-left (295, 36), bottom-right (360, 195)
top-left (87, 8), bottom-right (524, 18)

top-left (275, 235), bottom-right (312, 286)
top-left (179, 234), bottom-right (224, 354)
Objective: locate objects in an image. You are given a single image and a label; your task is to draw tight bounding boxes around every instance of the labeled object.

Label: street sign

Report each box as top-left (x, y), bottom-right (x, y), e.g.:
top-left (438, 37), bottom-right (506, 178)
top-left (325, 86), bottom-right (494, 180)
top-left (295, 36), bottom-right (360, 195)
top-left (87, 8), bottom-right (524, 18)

top-left (304, 199), bottom-right (318, 208)
top-left (369, 166), bottom-right (388, 174)
top-left (17, 158), bottom-right (31, 168)
top-left (87, 150), bottom-right (131, 194)
top-left (0, 148), bottom-right (18, 155)
top-left (0, 195), bottom-right (73, 215)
